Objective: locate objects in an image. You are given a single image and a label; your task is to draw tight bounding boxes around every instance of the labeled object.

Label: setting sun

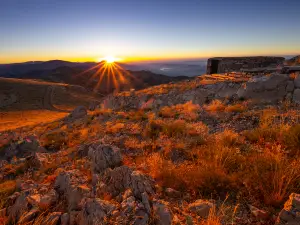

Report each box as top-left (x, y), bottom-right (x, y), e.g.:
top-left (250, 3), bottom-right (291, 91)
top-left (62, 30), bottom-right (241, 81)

top-left (98, 56), bottom-right (122, 64)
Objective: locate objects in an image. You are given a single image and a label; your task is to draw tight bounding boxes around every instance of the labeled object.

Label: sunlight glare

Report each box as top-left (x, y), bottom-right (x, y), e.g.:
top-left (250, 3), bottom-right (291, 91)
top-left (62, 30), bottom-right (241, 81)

top-left (98, 56), bottom-right (122, 64)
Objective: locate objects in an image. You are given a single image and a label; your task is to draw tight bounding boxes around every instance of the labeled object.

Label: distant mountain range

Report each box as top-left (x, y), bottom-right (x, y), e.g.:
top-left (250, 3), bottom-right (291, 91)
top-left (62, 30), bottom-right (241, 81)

top-left (0, 60), bottom-right (191, 94)
top-left (0, 59), bottom-right (206, 77)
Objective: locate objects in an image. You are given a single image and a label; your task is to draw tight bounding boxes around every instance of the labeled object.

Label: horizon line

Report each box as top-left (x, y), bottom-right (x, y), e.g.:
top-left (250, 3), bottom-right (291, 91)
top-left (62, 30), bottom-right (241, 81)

top-left (0, 53), bottom-right (298, 65)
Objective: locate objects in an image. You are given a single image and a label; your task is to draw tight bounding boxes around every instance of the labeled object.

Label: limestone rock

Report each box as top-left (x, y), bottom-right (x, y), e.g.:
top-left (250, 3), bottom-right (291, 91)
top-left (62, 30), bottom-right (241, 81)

top-left (88, 144), bottom-right (122, 174)
top-left (131, 171), bottom-right (155, 199)
top-left (61, 213), bottom-right (70, 225)
top-left (54, 170), bottom-right (90, 210)
top-left (249, 205), bottom-right (269, 220)
top-left (237, 74), bottom-right (288, 103)
top-left (294, 74), bottom-right (300, 88)
top-left (65, 106), bottom-right (88, 122)
top-left (69, 211), bottom-right (80, 225)
top-left (97, 166), bottom-right (155, 199)
top-left (293, 89), bottom-right (300, 104)
top-left (165, 188), bottom-right (181, 198)
top-left (276, 193), bottom-right (300, 224)
top-left (153, 200), bottom-right (173, 225)
top-left (27, 190), bottom-right (58, 209)
top-left (26, 152), bottom-right (52, 168)
top-left (188, 199), bottom-right (215, 218)
top-left (1, 136), bottom-right (45, 161)
top-left (216, 83), bottom-right (241, 99)
top-left (286, 81), bottom-right (295, 92)
top-left (7, 191), bottom-right (29, 222)
top-left (117, 192), bottom-right (149, 225)
top-left (77, 198), bottom-right (116, 225)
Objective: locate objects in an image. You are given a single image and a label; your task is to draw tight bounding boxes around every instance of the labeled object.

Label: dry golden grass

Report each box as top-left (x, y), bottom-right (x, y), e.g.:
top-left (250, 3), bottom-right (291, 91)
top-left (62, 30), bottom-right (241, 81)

top-left (204, 100), bottom-right (225, 112)
top-left (0, 110), bottom-right (67, 132)
top-left (145, 114), bottom-right (300, 207)
top-left (159, 101), bottom-right (200, 121)
top-left (224, 103), bottom-right (246, 113)
top-left (283, 124), bottom-right (300, 150)
top-left (0, 77), bottom-right (101, 132)
top-left (242, 150), bottom-right (300, 207)
top-left (105, 121), bottom-right (125, 134)
top-left (0, 180), bottom-right (16, 211)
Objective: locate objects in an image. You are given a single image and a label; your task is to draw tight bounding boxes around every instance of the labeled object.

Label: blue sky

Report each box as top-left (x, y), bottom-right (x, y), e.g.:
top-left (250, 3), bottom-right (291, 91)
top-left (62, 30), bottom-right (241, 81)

top-left (0, 0), bottom-right (299, 63)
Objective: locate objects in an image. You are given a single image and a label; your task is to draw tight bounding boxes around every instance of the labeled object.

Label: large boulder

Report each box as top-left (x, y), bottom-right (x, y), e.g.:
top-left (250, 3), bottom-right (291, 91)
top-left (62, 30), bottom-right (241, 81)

top-left (88, 144), bottom-right (122, 174)
top-left (188, 199), bottom-right (215, 218)
top-left (77, 198), bottom-right (116, 225)
top-left (54, 170), bottom-right (90, 210)
top-left (65, 106), bottom-right (88, 122)
top-left (1, 136), bottom-right (45, 161)
top-left (276, 193), bottom-right (300, 224)
top-left (27, 190), bottom-right (58, 210)
top-left (115, 191), bottom-right (150, 225)
top-left (152, 200), bottom-right (173, 225)
top-left (7, 191), bottom-right (30, 223)
top-left (286, 81), bottom-right (295, 92)
top-left (237, 74), bottom-right (289, 103)
top-left (215, 83), bottom-right (241, 99)
top-left (293, 89), bottom-right (300, 104)
top-left (294, 74), bottom-right (300, 88)
top-left (26, 152), bottom-right (52, 168)
top-left (97, 165), bottom-right (155, 199)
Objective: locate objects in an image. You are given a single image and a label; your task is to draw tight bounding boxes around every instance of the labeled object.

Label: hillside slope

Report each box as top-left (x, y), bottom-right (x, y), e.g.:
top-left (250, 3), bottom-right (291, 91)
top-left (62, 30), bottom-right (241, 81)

top-left (0, 61), bottom-right (190, 95)
top-left (0, 73), bottom-right (299, 224)
top-left (0, 77), bottom-right (101, 131)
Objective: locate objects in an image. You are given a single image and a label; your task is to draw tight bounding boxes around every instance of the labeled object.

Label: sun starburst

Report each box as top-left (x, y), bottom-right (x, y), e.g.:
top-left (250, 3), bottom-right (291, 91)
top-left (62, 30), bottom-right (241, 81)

top-left (75, 57), bottom-right (136, 94)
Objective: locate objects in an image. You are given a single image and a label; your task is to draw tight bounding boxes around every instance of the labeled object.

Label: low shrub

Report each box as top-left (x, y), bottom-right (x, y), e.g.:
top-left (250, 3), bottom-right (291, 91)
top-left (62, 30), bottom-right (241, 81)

top-left (204, 100), bottom-right (225, 112)
top-left (283, 124), bottom-right (300, 150)
top-left (224, 103), bottom-right (246, 113)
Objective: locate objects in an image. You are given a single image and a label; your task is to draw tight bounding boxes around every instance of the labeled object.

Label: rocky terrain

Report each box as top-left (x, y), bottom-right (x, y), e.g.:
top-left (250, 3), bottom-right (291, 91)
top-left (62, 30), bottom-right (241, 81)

top-left (0, 71), bottom-right (300, 225)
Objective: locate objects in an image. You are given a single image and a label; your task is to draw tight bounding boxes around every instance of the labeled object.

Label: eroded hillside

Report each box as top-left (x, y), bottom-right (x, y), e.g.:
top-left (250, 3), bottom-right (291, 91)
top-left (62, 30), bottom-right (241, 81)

top-left (0, 77), bottom-right (101, 131)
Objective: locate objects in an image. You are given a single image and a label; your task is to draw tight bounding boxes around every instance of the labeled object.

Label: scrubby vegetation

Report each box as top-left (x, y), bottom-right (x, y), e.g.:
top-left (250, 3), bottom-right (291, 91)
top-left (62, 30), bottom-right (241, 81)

top-left (0, 87), bottom-right (300, 224)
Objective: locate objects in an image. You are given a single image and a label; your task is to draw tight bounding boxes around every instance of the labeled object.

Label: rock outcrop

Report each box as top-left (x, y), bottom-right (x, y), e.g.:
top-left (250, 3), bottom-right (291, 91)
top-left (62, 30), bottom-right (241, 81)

top-left (237, 74), bottom-right (289, 103)
top-left (188, 199), bottom-right (215, 218)
top-left (54, 170), bottom-right (90, 210)
top-left (64, 106), bottom-right (87, 123)
top-left (97, 165), bottom-right (155, 199)
top-left (77, 198), bottom-right (116, 225)
top-left (102, 73), bottom-right (300, 112)
top-left (276, 193), bottom-right (300, 224)
top-left (88, 144), bottom-right (122, 173)
top-left (1, 136), bottom-right (46, 162)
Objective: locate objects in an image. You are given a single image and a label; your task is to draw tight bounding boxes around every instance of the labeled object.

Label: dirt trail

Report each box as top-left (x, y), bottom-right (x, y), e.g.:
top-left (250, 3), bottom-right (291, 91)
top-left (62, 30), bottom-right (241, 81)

top-left (43, 86), bottom-right (70, 112)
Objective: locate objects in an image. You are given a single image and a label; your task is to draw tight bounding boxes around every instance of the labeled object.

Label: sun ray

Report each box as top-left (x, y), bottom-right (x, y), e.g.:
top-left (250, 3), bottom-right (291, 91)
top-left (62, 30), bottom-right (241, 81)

top-left (76, 57), bottom-right (134, 93)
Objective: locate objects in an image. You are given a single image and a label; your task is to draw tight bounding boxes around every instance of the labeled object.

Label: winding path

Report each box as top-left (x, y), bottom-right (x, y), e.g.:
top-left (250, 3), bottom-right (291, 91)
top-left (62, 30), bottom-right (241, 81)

top-left (43, 85), bottom-right (70, 112)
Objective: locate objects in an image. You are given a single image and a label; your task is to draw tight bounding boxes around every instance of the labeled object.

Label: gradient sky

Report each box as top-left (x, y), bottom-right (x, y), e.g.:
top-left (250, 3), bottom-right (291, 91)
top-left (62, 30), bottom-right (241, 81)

top-left (1, 0), bottom-right (300, 63)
